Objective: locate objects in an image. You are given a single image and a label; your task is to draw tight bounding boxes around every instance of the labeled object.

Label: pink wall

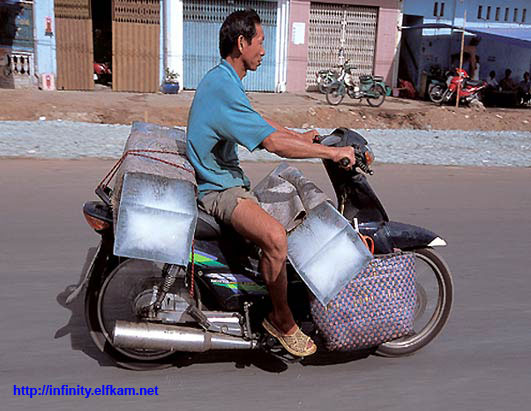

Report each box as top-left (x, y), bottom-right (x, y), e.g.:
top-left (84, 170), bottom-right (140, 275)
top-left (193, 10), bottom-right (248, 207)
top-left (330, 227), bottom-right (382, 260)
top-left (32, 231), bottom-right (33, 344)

top-left (286, 0), bottom-right (401, 92)
top-left (286, 1), bottom-right (310, 92)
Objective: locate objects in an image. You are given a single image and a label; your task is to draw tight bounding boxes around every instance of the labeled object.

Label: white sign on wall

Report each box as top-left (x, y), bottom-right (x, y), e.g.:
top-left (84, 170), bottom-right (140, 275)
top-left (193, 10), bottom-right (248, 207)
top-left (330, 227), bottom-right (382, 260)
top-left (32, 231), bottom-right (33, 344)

top-left (292, 22), bottom-right (305, 45)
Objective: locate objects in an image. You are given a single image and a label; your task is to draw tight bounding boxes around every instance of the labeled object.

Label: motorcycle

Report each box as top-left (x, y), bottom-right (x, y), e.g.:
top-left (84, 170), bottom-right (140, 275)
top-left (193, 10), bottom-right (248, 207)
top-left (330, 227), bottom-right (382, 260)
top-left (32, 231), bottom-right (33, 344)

top-left (439, 68), bottom-right (486, 105)
top-left (71, 128), bottom-right (453, 370)
top-left (94, 62), bottom-right (112, 85)
top-left (326, 65), bottom-right (387, 107)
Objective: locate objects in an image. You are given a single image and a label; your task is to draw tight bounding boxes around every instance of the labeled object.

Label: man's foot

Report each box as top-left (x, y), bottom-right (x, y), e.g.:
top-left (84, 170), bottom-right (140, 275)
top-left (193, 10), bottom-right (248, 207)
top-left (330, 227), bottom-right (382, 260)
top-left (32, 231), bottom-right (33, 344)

top-left (262, 318), bottom-right (317, 357)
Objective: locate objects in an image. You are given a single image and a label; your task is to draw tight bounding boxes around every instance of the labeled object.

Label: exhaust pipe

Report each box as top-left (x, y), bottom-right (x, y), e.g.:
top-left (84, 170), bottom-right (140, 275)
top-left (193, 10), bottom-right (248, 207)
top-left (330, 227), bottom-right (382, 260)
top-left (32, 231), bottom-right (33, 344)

top-left (113, 321), bottom-right (257, 352)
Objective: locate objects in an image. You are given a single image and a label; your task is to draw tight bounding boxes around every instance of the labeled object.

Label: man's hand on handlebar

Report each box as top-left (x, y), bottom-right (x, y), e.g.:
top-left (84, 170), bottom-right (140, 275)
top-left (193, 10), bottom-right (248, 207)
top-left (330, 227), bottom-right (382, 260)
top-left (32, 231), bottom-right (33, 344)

top-left (330, 146), bottom-right (356, 169)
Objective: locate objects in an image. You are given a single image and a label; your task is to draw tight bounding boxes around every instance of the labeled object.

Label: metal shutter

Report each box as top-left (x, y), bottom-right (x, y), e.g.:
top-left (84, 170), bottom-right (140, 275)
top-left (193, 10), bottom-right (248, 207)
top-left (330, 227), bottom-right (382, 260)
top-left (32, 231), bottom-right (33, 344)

top-left (112, 0), bottom-right (160, 93)
top-left (55, 0), bottom-right (94, 90)
top-left (183, 0), bottom-right (277, 91)
top-left (306, 2), bottom-right (378, 90)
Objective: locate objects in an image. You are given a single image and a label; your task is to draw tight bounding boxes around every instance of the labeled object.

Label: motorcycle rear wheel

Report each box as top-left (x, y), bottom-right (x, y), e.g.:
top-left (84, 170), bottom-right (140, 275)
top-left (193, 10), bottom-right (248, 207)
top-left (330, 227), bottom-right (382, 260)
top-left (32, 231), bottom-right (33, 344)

top-left (85, 258), bottom-right (179, 369)
top-left (366, 84), bottom-right (386, 107)
top-left (375, 248), bottom-right (453, 357)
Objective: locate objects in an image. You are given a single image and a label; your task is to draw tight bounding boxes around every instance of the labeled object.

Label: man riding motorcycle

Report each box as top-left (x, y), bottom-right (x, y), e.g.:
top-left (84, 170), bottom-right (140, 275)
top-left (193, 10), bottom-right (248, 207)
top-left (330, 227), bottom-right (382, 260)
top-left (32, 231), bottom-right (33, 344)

top-left (185, 9), bottom-right (355, 357)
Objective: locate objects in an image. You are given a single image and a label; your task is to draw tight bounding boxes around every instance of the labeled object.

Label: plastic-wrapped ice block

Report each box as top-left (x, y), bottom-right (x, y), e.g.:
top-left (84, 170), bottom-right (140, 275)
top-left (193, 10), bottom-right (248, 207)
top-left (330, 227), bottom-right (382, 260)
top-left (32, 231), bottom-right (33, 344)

top-left (114, 172), bottom-right (197, 265)
top-left (287, 201), bottom-right (373, 306)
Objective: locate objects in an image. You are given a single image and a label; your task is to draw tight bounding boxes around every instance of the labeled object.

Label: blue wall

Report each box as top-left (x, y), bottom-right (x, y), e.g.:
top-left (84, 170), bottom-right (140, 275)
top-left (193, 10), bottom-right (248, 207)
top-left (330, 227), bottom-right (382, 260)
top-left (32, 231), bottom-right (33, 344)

top-left (33, 0), bottom-right (56, 76)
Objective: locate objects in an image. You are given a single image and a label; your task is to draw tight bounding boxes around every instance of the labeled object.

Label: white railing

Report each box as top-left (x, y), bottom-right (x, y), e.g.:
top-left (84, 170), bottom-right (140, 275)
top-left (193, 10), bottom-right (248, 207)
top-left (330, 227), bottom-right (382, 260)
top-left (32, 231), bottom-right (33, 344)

top-left (11, 52), bottom-right (33, 77)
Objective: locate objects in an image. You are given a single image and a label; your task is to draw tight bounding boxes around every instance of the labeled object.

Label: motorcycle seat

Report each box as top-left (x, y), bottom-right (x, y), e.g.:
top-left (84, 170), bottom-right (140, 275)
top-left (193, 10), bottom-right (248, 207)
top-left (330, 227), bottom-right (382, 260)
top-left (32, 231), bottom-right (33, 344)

top-left (465, 79), bottom-right (483, 87)
top-left (195, 208), bottom-right (222, 240)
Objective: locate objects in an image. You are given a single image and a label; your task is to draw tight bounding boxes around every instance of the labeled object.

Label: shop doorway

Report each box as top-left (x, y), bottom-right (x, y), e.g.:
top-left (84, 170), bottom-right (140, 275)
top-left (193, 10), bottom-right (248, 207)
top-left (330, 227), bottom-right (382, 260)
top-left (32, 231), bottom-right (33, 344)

top-left (91, 0), bottom-right (112, 89)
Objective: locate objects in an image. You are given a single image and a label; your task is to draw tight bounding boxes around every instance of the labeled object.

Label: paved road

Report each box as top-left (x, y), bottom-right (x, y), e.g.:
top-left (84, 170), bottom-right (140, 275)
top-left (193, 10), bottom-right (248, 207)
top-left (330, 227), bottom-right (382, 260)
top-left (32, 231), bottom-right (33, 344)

top-left (1, 159), bottom-right (530, 410)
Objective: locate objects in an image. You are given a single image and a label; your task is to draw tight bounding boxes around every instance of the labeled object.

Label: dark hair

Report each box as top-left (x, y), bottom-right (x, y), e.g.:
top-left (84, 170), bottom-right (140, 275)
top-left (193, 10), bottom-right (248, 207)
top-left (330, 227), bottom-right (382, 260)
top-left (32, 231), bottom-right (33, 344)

top-left (489, 70), bottom-right (495, 78)
top-left (219, 9), bottom-right (261, 58)
top-left (505, 68), bottom-right (512, 77)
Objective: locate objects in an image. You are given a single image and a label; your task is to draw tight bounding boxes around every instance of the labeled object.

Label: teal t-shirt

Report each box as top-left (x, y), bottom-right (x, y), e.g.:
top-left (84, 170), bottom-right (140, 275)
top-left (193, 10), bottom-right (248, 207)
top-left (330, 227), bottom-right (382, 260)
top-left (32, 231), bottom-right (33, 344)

top-left (186, 60), bottom-right (275, 199)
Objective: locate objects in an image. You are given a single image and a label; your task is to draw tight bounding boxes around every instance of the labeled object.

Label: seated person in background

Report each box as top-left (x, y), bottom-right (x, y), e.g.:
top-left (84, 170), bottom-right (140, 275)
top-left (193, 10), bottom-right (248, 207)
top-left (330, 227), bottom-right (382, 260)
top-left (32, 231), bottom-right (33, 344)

top-left (518, 72), bottom-right (530, 104)
top-left (472, 56), bottom-right (481, 81)
top-left (499, 69), bottom-right (517, 91)
top-left (486, 71), bottom-right (499, 89)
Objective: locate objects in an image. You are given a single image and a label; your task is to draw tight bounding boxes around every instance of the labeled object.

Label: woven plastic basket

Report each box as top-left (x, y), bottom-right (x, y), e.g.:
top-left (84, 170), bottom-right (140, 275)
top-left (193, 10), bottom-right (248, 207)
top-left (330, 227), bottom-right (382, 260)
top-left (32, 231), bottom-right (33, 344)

top-left (310, 252), bottom-right (417, 351)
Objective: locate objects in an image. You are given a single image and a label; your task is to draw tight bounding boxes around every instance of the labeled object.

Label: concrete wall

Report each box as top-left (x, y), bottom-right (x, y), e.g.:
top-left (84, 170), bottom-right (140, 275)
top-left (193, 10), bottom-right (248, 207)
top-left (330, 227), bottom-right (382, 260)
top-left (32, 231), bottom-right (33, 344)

top-left (286, 0), bottom-right (401, 92)
top-left (286, 0), bottom-right (310, 92)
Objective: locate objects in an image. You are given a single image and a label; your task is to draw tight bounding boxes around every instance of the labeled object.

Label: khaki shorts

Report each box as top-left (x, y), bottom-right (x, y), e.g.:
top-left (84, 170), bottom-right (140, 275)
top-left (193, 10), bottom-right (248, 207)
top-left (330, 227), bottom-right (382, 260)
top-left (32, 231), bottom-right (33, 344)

top-left (199, 186), bottom-right (259, 225)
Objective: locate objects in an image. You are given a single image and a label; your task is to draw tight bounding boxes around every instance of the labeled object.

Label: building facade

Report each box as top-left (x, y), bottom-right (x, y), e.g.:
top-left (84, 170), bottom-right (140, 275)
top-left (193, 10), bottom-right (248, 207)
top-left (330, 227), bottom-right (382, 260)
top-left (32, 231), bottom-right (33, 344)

top-left (0, 0), bottom-right (36, 88)
top-left (7, 0), bottom-right (401, 93)
top-left (401, 0), bottom-right (531, 92)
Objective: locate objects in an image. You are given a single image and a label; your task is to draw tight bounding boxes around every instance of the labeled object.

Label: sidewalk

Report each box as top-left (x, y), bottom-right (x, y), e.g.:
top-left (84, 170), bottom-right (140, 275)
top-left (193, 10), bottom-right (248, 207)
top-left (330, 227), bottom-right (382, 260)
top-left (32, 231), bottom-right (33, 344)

top-left (2, 88), bottom-right (530, 131)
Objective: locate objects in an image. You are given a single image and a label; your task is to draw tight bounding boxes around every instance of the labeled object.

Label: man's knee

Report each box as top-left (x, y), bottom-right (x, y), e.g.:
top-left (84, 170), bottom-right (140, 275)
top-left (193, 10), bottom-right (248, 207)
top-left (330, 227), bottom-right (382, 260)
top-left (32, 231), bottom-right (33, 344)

top-left (262, 224), bottom-right (288, 259)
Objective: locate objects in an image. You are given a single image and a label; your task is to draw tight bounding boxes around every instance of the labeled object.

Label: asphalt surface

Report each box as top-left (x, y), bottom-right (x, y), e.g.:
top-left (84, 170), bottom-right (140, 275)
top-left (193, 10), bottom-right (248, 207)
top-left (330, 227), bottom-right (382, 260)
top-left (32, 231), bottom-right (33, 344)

top-left (1, 159), bottom-right (531, 410)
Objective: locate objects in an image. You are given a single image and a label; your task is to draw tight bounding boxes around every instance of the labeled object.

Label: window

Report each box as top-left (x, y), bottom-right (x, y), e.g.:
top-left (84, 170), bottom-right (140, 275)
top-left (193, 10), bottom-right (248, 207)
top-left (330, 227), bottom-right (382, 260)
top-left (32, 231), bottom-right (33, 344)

top-left (523, 9), bottom-right (527, 23)
top-left (433, 2), bottom-right (438, 17)
top-left (486, 6), bottom-right (491, 20)
top-left (505, 7), bottom-right (509, 21)
top-left (477, 5), bottom-right (482, 19)
top-left (495, 7), bottom-right (500, 21)
top-left (440, 2), bottom-right (445, 17)
top-left (514, 8), bottom-right (518, 22)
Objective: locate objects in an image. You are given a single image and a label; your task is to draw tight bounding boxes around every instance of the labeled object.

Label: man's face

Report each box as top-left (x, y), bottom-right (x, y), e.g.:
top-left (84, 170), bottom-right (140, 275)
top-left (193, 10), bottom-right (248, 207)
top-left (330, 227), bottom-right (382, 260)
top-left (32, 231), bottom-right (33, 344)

top-left (240, 24), bottom-right (265, 72)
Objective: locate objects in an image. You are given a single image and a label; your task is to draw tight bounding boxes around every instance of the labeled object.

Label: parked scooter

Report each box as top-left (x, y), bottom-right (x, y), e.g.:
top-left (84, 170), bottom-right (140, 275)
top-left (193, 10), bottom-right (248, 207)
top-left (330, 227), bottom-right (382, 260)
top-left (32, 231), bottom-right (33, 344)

top-left (439, 68), bottom-right (486, 105)
top-left (72, 128), bottom-right (453, 370)
top-left (326, 64), bottom-right (387, 107)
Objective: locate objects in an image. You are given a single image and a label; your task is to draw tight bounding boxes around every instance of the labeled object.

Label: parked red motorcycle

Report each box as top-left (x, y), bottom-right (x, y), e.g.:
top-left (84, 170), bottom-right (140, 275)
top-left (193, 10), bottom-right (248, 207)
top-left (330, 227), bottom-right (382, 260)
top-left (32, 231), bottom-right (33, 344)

top-left (94, 62), bottom-right (112, 85)
top-left (440, 68), bottom-right (486, 105)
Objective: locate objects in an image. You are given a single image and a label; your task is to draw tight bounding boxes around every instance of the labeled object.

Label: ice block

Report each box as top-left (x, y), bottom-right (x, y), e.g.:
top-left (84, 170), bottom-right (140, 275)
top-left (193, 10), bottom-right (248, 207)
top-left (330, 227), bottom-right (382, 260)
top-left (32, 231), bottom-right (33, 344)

top-left (287, 201), bottom-right (373, 306)
top-left (112, 122), bottom-right (197, 265)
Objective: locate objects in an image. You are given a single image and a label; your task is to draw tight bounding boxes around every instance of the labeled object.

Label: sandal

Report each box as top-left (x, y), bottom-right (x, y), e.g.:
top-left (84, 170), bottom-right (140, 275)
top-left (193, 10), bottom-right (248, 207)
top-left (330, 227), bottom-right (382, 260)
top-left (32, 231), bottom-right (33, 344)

top-left (262, 318), bottom-right (317, 357)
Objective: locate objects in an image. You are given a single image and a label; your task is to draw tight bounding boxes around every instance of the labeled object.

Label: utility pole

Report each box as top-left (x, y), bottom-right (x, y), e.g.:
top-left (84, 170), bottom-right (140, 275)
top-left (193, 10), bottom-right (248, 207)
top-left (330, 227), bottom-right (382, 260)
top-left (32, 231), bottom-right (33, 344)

top-left (456, 9), bottom-right (466, 109)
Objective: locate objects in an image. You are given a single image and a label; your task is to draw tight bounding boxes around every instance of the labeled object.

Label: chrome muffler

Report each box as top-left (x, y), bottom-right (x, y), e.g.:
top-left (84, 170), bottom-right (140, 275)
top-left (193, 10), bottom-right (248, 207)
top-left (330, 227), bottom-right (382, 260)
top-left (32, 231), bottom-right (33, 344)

top-left (113, 321), bottom-right (257, 352)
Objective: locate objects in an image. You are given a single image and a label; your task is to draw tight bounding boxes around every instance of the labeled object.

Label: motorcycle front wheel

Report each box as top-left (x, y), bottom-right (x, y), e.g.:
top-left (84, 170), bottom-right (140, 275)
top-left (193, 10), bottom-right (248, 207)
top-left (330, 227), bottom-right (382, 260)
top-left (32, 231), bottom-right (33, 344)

top-left (429, 84), bottom-right (445, 103)
top-left (375, 248), bottom-right (453, 357)
top-left (366, 84), bottom-right (386, 107)
top-left (326, 86), bottom-right (345, 105)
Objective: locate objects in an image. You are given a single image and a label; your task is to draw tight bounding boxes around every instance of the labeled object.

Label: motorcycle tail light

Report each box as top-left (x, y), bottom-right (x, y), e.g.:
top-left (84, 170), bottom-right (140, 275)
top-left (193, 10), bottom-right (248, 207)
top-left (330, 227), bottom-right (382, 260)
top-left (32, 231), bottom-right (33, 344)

top-left (83, 212), bottom-right (110, 231)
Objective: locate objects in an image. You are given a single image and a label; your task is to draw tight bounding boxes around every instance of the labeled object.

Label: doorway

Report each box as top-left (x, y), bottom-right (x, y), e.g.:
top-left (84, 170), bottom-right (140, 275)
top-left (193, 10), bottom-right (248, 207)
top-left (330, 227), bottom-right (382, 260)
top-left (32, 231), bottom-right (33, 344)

top-left (91, 0), bottom-right (112, 89)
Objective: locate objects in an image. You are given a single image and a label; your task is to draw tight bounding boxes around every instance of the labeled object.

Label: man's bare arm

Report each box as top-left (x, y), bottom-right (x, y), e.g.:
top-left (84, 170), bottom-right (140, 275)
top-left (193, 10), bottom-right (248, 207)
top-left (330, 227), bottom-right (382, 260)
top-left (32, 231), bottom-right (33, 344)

top-left (261, 130), bottom-right (355, 166)
top-left (263, 117), bottom-right (318, 143)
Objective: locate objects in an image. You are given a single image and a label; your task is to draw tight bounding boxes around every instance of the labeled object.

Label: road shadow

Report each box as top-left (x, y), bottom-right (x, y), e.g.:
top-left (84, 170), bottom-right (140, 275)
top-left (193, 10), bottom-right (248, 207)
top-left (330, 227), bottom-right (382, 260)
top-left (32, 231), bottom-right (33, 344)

top-left (55, 246), bottom-right (117, 367)
top-left (55, 247), bottom-right (371, 372)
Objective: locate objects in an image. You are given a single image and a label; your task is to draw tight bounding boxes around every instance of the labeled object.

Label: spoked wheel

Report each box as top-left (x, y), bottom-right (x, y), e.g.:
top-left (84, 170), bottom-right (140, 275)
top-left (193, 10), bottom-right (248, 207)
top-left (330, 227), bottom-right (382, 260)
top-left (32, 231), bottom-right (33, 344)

top-left (375, 248), bottom-right (453, 357)
top-left (366, 84), bottom-right (386, 107)
top-left (86, 258), bottom-right (178, 370)
top-left (326, 85), bottom-right (345, 105)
